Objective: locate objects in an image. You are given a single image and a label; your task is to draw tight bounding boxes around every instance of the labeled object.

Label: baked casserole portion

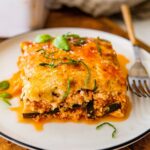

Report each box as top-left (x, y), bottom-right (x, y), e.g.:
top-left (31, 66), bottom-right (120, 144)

top-left (18, 34), bottom-right (128, 121)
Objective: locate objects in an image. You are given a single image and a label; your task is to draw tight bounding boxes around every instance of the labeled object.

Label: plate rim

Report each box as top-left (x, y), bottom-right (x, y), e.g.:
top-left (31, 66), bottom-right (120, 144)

top-left (0, 130), bottom-right (149, 150)
top-left (0, 27), bottom-right (149, 150)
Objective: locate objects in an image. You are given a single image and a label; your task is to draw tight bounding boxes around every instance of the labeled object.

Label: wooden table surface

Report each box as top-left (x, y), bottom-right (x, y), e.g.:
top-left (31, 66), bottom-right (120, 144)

top-left (0, 8), bottom-right (149, 150)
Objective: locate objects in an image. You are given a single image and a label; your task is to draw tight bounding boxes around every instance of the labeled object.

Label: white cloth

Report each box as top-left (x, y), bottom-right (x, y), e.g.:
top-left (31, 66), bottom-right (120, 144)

top-left (47, 0), bottom-right (144, 16)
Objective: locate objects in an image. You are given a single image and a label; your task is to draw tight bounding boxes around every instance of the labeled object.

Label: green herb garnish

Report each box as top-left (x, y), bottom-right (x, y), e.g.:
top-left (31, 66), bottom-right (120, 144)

top-left (96, 38), bottom-right (102, 55)
top-left (74, 38), bottom-right (86, 46)
top-left (0, 81), bottom-right (10, 90)
top-left (80, 61), bottom-right (91, 87)
top-left (61, 59), bottom-right (79, 65)
top-left (39, 59), bottom-right (79, 68)
top-left (97, 36), bottom-right (110, 43)
top-left (96, 44), bottom-right (102, 55)
top-left (35, 34), bottom-right (52, 43)
top-left (101, 39), bottom-right (110, 43)
top-left (53, 35), bottom-right (70, 51)
top-left (80, 79), bottom-right (97, 92)
top-left (96, 122), bottom-right (117, 138)
top-left (0, 92), bottom-right (12, 105)
top-left (37, 49), bottom-right (58, 59)
top-left (63, 79), bottom-right (71, 100)
top-left (93, 80), bottom-right (97, 92)
top-left (97, 37), bottom-right (101, 40)
top-left (39, 63), bottom-right (57, 68)
top-left (63, 33), bottom-right (80, 39)
top-left (63, 33), bottom-right (86, 46)
top-left (36, 49), bottom-right (45, 53)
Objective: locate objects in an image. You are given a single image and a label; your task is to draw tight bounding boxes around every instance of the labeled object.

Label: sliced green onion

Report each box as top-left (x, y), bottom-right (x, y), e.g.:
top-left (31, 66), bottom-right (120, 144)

top-left (96, 122), bottom-right (117, 138)
top-left (63, 79), bottom-right (71, 100)
top-left (0, 92), bottom-right (12, 105)
top-left (53, 35), bottom-right (70, 51)
top-left (35, 34), bottom-right (52, 43)
top-left (0, 81), bottom-right (10, 90)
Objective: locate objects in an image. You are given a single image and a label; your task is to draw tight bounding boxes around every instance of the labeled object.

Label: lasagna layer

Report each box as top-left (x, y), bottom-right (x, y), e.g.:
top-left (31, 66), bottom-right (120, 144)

top-left (18, 35), bottom-right (128, 121)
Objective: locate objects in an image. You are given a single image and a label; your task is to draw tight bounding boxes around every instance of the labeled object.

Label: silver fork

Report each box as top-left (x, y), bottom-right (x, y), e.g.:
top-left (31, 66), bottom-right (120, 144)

top-left (121, 4), bottom-right (150, 97)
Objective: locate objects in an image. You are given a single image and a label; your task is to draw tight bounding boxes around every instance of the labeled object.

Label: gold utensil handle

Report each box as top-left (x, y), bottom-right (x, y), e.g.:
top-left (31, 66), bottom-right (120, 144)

top-left (121, 4), bottom-right (137, 45)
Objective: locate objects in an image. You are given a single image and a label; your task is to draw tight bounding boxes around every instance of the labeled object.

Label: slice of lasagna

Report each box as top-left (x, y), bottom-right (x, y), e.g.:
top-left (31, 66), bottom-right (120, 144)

top-left (18, 33), bottom-right (128, 121)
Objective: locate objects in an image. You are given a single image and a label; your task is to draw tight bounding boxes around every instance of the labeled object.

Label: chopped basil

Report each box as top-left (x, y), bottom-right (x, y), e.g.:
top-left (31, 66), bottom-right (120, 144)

top-left (96, 38), bottom-right (102, 55)
top-left (97, 37), bottom-right (101, 40)
top-left (53, 36), bottom-right (70, 51)
top-left (36, 49), bottom-right (58, 59)
top-left (63, 33), bottom-right (80, 39)
top-left (74, 38), bottom-right (86, 46)
top-left (35, 34), bottom-right (52, 43)
top-left (97, 44), bottom-right (102, 55)
top-left (36, 49), bottom-right (45, 53)
top-left (80, 79), bottom-right (97, 92)
top-left (79, 61), bottom-right (91, 87)
top-left (63, 79), bottom-right (71, 100)
top-left (96, 122), bottom-right (117, 138)
top-left (61, 59), bottom-right (79, 65)
top-left (39, 59), bottom-right (79, 68)
top-left (97, 36), bottom-right (110, 43)
top-left (0, 92), bottom-right (11, 98)
top-left (93, 80), bottom-right (97, 92)
top-left (0, 81), bottom-right (10, 90)
top-left (39, 63), bottom-right (57, 68)
top-left (0, 92), bottom-right (12, 105)
top-left (63, 33), bottom-right (86, 46)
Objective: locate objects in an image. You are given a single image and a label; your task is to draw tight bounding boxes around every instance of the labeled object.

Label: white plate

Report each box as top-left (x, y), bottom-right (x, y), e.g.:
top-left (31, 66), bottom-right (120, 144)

top-left (0, 28), bottom-right (149, 150)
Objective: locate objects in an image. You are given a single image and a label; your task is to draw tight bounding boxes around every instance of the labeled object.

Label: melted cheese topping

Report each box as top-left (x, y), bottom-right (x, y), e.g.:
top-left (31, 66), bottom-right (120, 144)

top-left (17, 37), bottom-right (128, 117)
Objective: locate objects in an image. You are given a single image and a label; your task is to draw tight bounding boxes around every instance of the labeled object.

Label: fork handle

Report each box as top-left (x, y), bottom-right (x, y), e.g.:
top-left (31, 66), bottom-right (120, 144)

top-left (121, 4), bottom-right (137, 46)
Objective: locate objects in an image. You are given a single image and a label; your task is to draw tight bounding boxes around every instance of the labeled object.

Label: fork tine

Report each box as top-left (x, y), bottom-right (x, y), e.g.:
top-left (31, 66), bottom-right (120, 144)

top-left (128, 78), bottom-right (142, 97)
top-left (138, 80), bottom-right (150, 97)
top-left (144, 80), bottom-right (150, 95)
top-left (133, 80), bottom-right (146, 97)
